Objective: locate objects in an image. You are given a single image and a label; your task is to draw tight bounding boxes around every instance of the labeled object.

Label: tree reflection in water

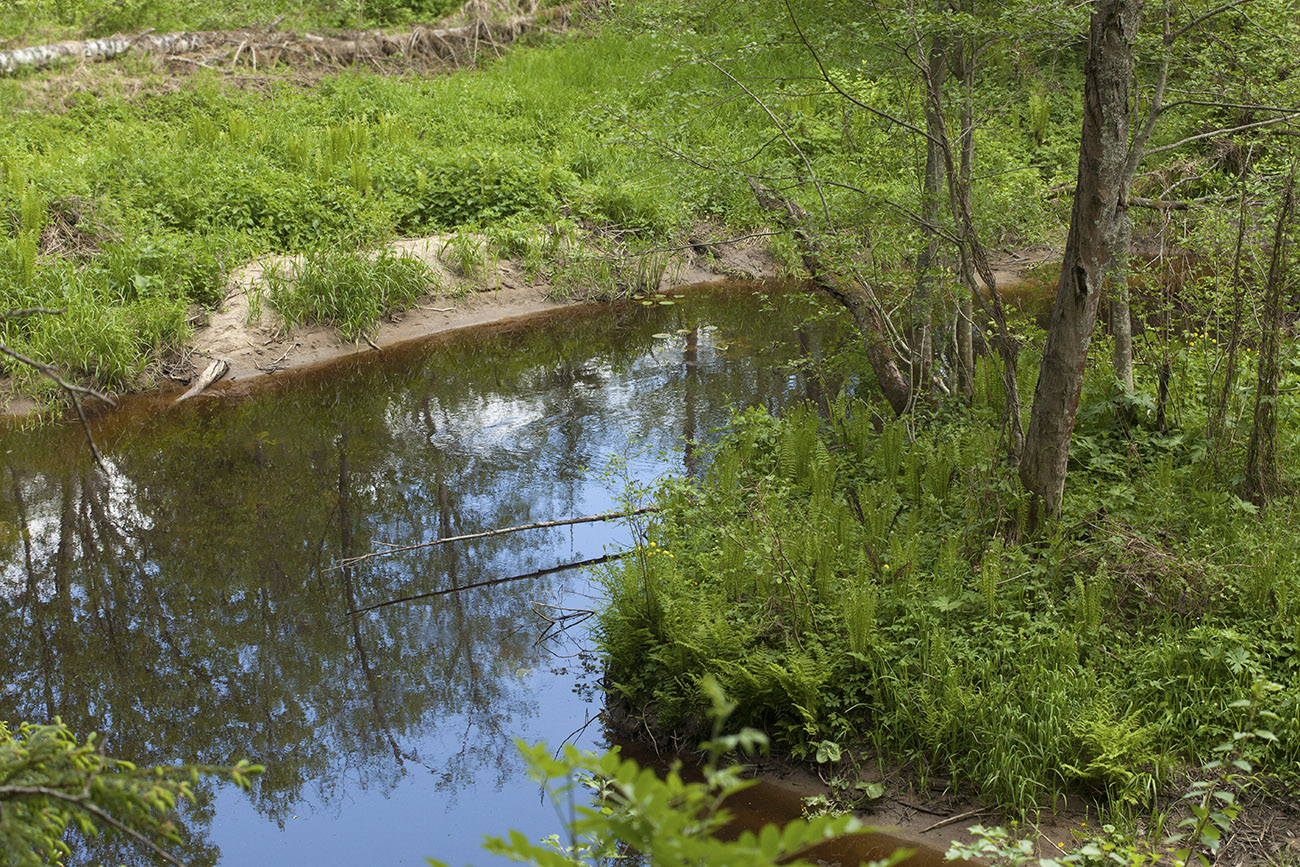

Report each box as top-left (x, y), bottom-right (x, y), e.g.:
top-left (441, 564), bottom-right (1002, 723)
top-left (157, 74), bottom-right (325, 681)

top-left (0, 285), bottom-right (846, 866)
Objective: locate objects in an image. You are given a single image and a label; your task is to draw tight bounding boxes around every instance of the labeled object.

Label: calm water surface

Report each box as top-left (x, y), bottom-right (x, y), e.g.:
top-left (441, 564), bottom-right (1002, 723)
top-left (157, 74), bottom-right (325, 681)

top-left (0, 283), bottom-right (849, 866)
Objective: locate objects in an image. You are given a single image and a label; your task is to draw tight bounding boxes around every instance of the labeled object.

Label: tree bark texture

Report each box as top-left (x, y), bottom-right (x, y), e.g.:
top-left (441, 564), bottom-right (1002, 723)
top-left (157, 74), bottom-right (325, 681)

top-left (1020, 0), bottom-right (1139, 515)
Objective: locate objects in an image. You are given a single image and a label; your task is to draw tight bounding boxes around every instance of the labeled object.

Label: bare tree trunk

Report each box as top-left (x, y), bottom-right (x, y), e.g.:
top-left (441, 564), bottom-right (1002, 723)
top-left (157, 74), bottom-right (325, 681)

top-left (1111, 280), bottom-right (1134, 392)
top-left (955, 47), bottom-right (977, 404)
top-left (924, 33), bottom-right (1023, 457)
top-left (913, 35), bottom-right (947, 402)
top-left (1243, 172), bottom-right (1295, 506)
top-left (1209, 179), bottom-right (1251, 463)
top-left (1020, 0), bottom-right (1139, 516)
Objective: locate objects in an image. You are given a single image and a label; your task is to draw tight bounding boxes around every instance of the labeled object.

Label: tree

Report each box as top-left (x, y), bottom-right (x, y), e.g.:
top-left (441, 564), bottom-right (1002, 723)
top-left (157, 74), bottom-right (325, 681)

top-left (1019, 0), bottom-right (1140, 516)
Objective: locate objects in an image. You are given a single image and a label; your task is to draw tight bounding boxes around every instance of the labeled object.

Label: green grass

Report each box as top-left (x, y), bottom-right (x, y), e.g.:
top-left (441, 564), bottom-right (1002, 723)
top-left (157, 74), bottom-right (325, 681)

top-left (599, 342), bottom-right (1300, 816)
top-left (264, 247), bottom-right (436, 340)
top-left (0, 0), bottom-right (463, 44)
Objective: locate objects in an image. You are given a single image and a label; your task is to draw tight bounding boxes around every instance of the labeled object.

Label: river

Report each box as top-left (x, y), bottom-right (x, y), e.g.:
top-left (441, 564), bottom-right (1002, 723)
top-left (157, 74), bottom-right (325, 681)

top-left (0, 282), bottom-right (858, 866)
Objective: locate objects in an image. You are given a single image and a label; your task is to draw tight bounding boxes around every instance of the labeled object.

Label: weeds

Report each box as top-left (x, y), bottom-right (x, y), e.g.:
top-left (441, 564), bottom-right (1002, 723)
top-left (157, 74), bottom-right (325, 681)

top-left (264, 247), bottom-right (433, 341)
top-left (599, 377), bottom-right (1300, 816)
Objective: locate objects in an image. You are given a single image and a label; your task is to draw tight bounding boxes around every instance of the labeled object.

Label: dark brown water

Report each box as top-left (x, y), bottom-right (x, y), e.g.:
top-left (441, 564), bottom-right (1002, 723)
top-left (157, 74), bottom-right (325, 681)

top-left (0, 283), bottom-right (892, 866)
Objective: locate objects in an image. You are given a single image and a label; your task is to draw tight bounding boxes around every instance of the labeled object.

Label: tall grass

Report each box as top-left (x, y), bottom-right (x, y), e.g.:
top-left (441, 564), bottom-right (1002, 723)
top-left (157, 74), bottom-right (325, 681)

top-left (264, 248), bottom-right (435, 341)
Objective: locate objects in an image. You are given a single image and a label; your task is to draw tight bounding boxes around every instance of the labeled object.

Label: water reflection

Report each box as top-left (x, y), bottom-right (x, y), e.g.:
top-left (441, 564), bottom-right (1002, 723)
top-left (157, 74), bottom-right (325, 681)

top-left (0, 284), bottom-right (849, 866)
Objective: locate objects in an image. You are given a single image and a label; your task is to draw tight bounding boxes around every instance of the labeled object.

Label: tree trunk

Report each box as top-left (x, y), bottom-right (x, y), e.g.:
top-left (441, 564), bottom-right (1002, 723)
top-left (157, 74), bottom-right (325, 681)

top-left (927, 34), bottom-right (1023, 458)
top-left (1020, 0), bottom-right (1139, 516)
top-left (913, 35), bottom-right (947, 401)
top-left (955, 45), bottom-right (977, 404)
top-left (1243, 172), bottom-right (1295, 506)
top-left (748, 178), bottom-right (912, 415)
top-left (1111, 281), bottom-right (1134, 392)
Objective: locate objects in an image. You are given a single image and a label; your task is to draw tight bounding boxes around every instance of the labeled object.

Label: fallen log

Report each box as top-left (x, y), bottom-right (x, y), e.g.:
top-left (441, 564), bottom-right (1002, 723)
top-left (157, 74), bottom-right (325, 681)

top-left (175, 358), bottom-right (229, 403)
top-left (0, 6), bottom-right (578, 75)
top-left (748, 177), bottom-right (913, 415)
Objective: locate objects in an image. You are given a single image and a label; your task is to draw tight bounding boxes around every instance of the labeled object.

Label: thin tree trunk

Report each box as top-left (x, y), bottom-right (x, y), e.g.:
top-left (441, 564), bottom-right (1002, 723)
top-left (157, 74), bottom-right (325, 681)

top-left (913, 34), bottom-right (947, 401)
top-left (1111, 279), bottom-right (1134, 392)
top-left (926, 33), bottom-right (1023, 457)
top-left (1209, 181), bottom-right (1250, 462)
top-left (1020, 0), bottom-right (1139, 516)
top-left (955, 48), bottom-right (977, 404)
top-left (1243, 172), bottom-right (1295, 506)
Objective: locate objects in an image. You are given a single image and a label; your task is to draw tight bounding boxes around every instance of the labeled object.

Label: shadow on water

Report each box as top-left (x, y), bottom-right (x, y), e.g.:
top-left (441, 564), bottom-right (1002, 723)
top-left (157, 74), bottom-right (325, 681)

top-left (0, 282), bottom-right (862, 866)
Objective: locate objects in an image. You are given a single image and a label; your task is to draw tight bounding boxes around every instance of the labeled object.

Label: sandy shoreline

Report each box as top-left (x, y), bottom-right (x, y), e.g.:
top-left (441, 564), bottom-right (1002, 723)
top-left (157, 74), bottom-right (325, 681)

top-left (1, 227), bottom-right (783, 420)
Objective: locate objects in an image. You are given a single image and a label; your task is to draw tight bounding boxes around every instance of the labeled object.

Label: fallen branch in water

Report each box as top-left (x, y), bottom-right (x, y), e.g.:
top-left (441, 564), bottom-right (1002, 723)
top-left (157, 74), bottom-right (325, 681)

top-left (340, 506), bottom-right (657, 568)
top-left (346, 551), bottom-right (629, 617)
top-left (1, 307), bottom-right (115, 471)
top-left (175, 357), bottom-right (230, 403)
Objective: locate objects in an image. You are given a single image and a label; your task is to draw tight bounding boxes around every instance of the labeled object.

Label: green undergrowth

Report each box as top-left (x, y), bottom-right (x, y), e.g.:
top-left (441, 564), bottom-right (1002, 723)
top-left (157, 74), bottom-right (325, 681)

top-left (0, 0), bottom-right (1074, 402)
top-left (599, 353), bottom-right (1300, 816)
top-left (261, 247), bottom-right (438, 341)
top-left (0, 0), bottom-right (464, 44)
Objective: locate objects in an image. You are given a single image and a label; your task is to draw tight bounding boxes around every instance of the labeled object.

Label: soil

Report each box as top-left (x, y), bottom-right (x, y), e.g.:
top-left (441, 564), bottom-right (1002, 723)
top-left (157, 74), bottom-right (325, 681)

top-left (614, 725), bottom-right (1300, 867)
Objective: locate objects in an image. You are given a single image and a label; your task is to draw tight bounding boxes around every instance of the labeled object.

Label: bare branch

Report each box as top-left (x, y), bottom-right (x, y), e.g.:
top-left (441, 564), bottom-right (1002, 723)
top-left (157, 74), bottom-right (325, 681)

top-left (339, 507), bottom-right (658, 568)
top-left (1167, 0), bottom-right (1254, 45)
top-left (698, 55), bottom-right (836, 228)
top-left (0, 343), bottom-right (115, 472)
top-left (781, 0), bottom-right (933, 142)
top-left (1143, 111), bottom-right (1300, 158)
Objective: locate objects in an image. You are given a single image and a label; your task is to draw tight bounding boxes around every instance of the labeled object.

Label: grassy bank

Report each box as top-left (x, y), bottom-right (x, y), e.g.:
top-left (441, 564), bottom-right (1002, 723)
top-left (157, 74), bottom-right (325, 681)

top-left (0, 0), bottom-right (1075, 406)
top-left (599, 331), bottom-right (1300, 822)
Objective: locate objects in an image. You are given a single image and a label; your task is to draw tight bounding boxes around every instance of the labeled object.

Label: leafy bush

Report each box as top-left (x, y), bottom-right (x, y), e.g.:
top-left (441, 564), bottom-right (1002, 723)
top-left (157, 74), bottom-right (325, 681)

top-left (0, 719), bottom-right (259, 867)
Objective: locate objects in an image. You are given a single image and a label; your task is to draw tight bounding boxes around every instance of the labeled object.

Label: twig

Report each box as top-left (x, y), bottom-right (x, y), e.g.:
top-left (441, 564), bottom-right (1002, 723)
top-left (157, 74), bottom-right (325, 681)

top-left (254, 342), bottom-right (297, 372)
top-left (921, 808), bottom-right (990, 833)
top-left (340, 506), bottom-right (658, 567)
top-left (346, 552), bottom-right (629, 617)
top-left (361, 332), bottom-right (383, 353)
top-left (0, 343), bottom-right (114, 471)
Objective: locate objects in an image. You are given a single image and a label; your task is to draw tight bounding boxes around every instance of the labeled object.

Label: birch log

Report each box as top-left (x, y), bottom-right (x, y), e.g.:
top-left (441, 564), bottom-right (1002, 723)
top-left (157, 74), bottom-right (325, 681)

top-left (0, 9), bottom-right (570, 75)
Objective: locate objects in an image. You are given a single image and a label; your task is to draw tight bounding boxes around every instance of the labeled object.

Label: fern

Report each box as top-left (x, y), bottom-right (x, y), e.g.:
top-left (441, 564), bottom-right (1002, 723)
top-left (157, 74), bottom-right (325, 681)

top-left (879, 420), bottom-right (903, 479)
top-left (845, 579), bottom-right (878, 655)
top-left (925, 439), bottom-right (953, 504)
top-left (1075, 560), bottom-right (1107, 636)
top-left (981, 540), bottom-right (1002, 616)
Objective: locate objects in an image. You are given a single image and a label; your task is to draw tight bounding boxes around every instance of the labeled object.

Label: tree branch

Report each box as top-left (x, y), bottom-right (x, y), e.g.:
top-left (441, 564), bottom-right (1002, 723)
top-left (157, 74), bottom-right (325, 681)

top-left (1142, 111), bottom-right (1300, 158)
top-left (1166, 0), bottom-right (1254, 45)
top-left (0, 784), bottom-right (185, 867)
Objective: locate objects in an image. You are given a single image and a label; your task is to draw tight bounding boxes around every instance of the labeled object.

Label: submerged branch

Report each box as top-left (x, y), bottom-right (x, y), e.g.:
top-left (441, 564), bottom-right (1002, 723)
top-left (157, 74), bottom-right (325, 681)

top-left (346, 552), bottom-right (630, 617)
top-left (339, 507), bottom-right (658, 568)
